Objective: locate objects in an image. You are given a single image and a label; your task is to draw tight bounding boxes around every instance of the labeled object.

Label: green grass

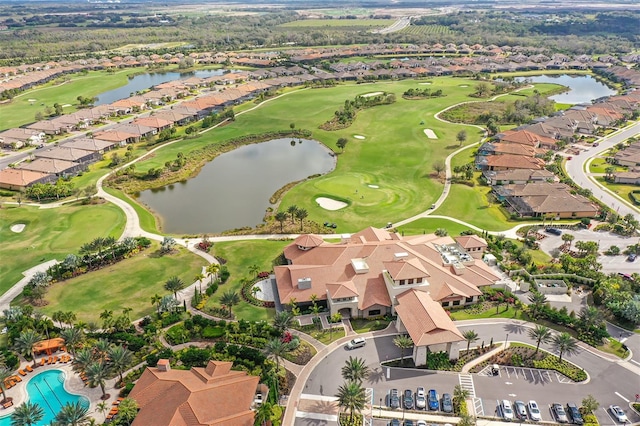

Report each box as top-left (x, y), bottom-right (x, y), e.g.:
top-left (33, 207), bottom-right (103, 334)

top-left (0, 67), bottom-right (148, 130)
top-left (398, 218), bottom-right (477, 236)
top-left (597, 338), bottom-right (629, 359)
top-left (436, 182), bottom-right (513, 231)
top-left (0, 202), bottom-right (126, 295)
top-left (206, 240), bottom-right (290, 321)
top-left (279, 19), bottom-right (394, 28)
top-left (594, 177), bottom-right (639, 206)
top-left (449, 304), bottom-right (523, 321)
top-left (512, 241), bottom-right (552, 265)
top-left (588, 158), bottom-right (625, 174)
top-left (306, 328), bottom-right (345, 345)
top-left (351, 318), bottom-right (391, 334)
top-left (103, 187), bottom-right (159, 234)
top-left (38, 242), bottom-right (204, 323)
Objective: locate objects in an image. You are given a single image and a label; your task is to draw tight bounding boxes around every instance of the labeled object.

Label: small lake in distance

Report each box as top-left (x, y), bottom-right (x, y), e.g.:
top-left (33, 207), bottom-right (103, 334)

top-left (136, 138), bottom-right (335, 234)
top-left (95, 69), bottom-right (231, 106)
top-left (515, 74), bottom-right (617, 104)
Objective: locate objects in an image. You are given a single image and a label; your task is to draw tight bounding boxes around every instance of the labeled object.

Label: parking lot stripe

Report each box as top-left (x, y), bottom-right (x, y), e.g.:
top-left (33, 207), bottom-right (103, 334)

top-left (615, 392), bottom-right (630, 403)
top-left (505, 368), bottom-right (510, 378)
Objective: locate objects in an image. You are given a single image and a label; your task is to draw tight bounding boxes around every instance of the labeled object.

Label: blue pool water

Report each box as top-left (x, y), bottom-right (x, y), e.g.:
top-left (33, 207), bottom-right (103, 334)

top-left (0, 370), bottom-right (89, 426)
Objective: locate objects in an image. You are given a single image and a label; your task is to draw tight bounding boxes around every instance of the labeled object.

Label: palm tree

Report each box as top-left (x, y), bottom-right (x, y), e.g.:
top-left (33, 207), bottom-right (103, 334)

top-left (263, 338), bottom-right (290, 400)
top-left (60, 327), bottom-right (84, 356)
top-left (335, 381), bottom-right (366, 422)
top-left (458, 414), bottom-right (477, 426)
top-left (272, 311), bottom-right (292, 335)
top-left (54, 401), bottom-right (91, 426)
top-left (107, 345), bottom-right (133, 384)
top-left (254, 401), bottom-right (273, 426)
top-left (151, 294), bottom-right (162, 315)
top-left (10, 402), bottom-right (44, 426)
top-left (561, 233), bottom-right (575, 249)
top-left (219, 290), bottom-right (240, 319)
top-left (248, 264), bottom-right (260, 278)
top-left (206, 263), bottom-right (220, 285)
top-left (528, 325), bottom-right (552, 355)
top-left (527, 292), bottom-right (548, 320)
top-left (85, 362), bottom-right (110, 399)
top-left (393, 335), bottom-right (413, 365)
top-left (116, 398), bottom-right (139, 425)
top-left (99, 310), bottom-right (113, 331)
top-left (462, 330), bottom-right (479, 353)
top-left (53, 311), bottom-right (66, 328)
top-left (579, 306), bottom-right (603, 331)
top-left (0, 366), bottom-right (12, 403)
top-left (72, 348), bottom-right (93, 375)
top-left (14, 329), bottom-right (42, 367)
top-left (295, 208), bottom-right (308, 231)
top-left (552, 332), bottom-right (579, 362)
top-left (275, 211), bottom-right (288, 232)
top-left (341, 356), bottom-right (370, 383)
top-left (94, 339), bottom-right (111, 362)
top-left (194, 272), bottom-right (206, 294)
top-left (164, 276), bottom-right (185, 299)
top-left (287, 205), bottom-right (298, 223)
top-left (95, 401), bottom-right (109, 418)
top-left (453, 384), bottom-right (470, 405)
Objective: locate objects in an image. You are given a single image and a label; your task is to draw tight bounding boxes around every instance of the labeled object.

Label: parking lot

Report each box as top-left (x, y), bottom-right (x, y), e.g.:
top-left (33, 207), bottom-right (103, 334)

top-left (477, 365), bottom-right (574, 385)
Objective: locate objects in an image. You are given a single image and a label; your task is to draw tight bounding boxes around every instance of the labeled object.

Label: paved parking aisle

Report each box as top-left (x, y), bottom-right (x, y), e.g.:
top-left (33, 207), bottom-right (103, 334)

top-left (477, 365), bottom-right (572, 385)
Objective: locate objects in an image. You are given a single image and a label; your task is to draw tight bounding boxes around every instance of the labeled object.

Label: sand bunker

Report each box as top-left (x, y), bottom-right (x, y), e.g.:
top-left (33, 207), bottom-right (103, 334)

top-left (423, 129), bottom-right (438, 139)
top-left (27, 99), bottom-right (37, 102)
top-left (353, 135), bottom-right (365, 140)
top-left (10, 224), bottom-right (26, 233)
top-left (459, 84), bottom-right (469, 88)
top-left (62, 104), bottom-right (72, 108)
top-left (361, 92), bottom-right (384, 98)
top-left (368, 185), bottom-right (379, 189)
top-left (419, 82), bottom-right (432, 85)
top-left (316, 197), bottom-right (348, 211)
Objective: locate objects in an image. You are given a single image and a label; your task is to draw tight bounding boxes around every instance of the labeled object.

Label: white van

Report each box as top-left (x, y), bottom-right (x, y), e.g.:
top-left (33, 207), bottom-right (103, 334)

top-left (346, 337), bottom-right (366, 350)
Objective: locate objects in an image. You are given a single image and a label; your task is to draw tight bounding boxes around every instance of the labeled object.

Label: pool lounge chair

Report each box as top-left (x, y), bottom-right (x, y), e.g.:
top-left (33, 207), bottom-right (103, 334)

top-left (18, 370), bottom-right (26, 376)
top-left (39, 358), bottom-right (46, 366)
top-left (25, 365), bottom-right (33, 372)
top-left (2, 400), bottom-right (13, 409)
top-left (52, 356), bottom-right (59, 364)
top-left (13, 376), bottom-right (22, 382)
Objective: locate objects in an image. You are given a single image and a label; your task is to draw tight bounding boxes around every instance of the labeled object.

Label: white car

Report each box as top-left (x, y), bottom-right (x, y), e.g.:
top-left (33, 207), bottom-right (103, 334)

top-left (500, 400), bottom-right (514, 421)
top-left (527, 400), bottom-right (542, 422)
top-left (346, 337), bottom-right (366, 350)
top-left (415, 387), bottom-right (426, 409)
top-left (609, 405), bottom-right (628, 423)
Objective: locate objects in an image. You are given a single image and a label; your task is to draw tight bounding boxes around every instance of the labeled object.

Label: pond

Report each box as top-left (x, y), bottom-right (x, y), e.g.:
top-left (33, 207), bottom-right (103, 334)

top-left (136, 138), bottom-right (335, 234)
top-left (516, 74), bottom-right (617, 104)
top-left (95, 68), bottom-right (231, 106)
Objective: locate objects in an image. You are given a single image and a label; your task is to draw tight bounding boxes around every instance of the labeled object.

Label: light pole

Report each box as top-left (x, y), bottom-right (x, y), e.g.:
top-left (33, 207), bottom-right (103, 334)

top-left (504, 333), bottom-right (509, 347)
top-left (379, 397), bottom-right (382, 417)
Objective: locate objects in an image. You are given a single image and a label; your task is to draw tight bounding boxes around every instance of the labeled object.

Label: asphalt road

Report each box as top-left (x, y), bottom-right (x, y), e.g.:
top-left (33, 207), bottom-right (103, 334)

top-left (565, 122), bottom-right (640, 222)
top-left (303, 322), bottom-right (640, 425)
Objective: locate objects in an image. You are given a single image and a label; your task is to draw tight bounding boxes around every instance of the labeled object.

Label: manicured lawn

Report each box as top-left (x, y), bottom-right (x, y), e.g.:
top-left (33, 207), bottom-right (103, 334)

top-left (449, 304), bottom-right (523, 321)
top-left (398, 218), bottom-right (477, 236)
top-left (588, 157), bottom-right (624, 174)
top-left (306, 327), bottom-right (345, 345)
top-left (436, 182), bottom-right (513, 231)
top-left (594, 177), bottom-right (639, 206)
top-left (206, 240), bottom-right (289, 321)
top-left (597, 338), bottom-right (629, 359)
top-left (103, 187), bottom-right (159, 234)
top-left (512, 240), bottom-right (552, 265)
top-left (0, 202), bottom-right (125, 295)
top-left (39, 242), bottom-right (204, 323)
top-left (0, 67), bottom-right (148, 130)
top-left (351, 318), bottom-right (391, 334)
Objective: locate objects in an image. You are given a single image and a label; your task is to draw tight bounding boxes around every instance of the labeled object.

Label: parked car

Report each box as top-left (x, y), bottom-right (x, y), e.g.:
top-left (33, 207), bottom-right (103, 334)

top-left (388, 420), bottom-right (401, 426)
top-left (527, 400), bottom-right (542, 422)
top-left (403, 420), bottom-right (414, 426)
top-left (566, 402), bottom-right (584, 425)
top-left (628, 253), bottom-right (637, 262)
top-left (403, 389), bottom-right (414, 410)
top-left (514, 400), bottom-right (527, 421)
top-left (500, 400), bottom-right (514, 421)
top-left (416, 421), bottom-right (427, 426)
top-left (441, 393), bottom-right (453, 413)
top-left (552, 403), bottom-right (569, 423)
top-left (346, 337), bottom-right (366, 350)
top-left (427, 389), bottom-right (439, 411)
top-left (609, 405), bottom-right (628, 423)
top-left (415, 387), bottom-right (426, 409)
top-left (545, 227), bottom-right (562, 236)
top-left (389, 389), bottom-right (400, 409)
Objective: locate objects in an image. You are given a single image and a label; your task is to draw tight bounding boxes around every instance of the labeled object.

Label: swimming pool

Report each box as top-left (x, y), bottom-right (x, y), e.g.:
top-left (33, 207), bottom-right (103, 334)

top-left (0, 370), bottom-right (89, 426)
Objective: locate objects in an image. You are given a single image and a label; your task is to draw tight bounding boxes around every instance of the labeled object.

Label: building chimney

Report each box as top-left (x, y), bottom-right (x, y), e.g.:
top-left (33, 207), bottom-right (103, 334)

top-left (157, 359), bottom-right (171, 372)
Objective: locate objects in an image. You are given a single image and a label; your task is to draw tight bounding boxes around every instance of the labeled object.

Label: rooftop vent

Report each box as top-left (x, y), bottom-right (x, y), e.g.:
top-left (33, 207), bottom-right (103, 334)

top-left (297, 277), bottom-right (312, 290)
top-left (351, 258), bottom-right (370, 274)
top-left (394, 252), bottom-right (409, 261)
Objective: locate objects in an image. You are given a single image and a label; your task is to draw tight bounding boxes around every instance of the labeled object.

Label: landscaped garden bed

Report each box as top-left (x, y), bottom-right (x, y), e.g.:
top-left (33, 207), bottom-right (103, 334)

top-left (350, 317), bottom-right (392, 334)
top-left (381, 346), bottom-right (496, 372)
top-left (470, 344), bottom-right (587, 382)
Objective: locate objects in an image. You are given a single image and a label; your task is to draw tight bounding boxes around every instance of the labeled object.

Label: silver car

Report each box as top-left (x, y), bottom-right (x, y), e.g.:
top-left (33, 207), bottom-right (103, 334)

top-left (415, 387), bottom-right (426, 409)
top-left (552, 403), bottom-right (569, 423)
top-left (527, 400), bottom-right (542, 422)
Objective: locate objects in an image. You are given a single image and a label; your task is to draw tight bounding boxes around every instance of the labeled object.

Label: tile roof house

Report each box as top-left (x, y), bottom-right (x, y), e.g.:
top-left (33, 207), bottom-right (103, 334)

top-left (34, 146), bottom-right (101, 164)
top-left (478, 154), bottom-right (546, 171)
top-left (614, 143), bottom-right (640, 167)
top-left (483, 169), bottom-right (555, 186)
top-left (274, 228), bottom-right (500, 321)
top-left (16, 158), bottom-right (82, 176)
top-left (129, 360), bottom-right (259, 426)
top-left (497, 129), bottom-right (558, 150)
top-left (0, 168), bottom-right (54, 190)
top-left (612, 171), bottom-right (640, 185)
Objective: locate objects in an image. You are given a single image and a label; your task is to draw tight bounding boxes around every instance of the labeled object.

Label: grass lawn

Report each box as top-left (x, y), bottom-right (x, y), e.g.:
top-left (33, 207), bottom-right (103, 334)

top-left (0, 202), bottom-right (125, 295)
top-left (512, 240), bottom-right (552, 265)
top-left (398, 217), bottom-right (477, 236)
top-left (39, 242), bottom-right (203, 323)
top-left (436, 182), bottom-right (513, 231)
top-left (103, 187), bottom-right (159, 234)
top-left (279, 19), bottom-right (394, 28)
top-left (0, 67), bottom-right (148, 131)
top-left (597, 338), bottom-right (629, 359)
top-left (206, 240), bottom-right (290, 321)
top-left (449, 304), bottom-right (524, 321)
top-left (306, 327), bottom-right (346, 345)
top-left (594, 177), bottom-right (639, 206)
top-left (351, 318), bottom-right (391, 334)
top-left (588, 157), bottom-right (624, 174)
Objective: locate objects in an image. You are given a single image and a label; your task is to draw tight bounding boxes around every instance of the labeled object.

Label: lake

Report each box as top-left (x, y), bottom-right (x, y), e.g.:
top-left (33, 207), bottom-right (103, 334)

top-left (516, 74), bottom-right (617, 104)
top-left (136, 138), bottom-right (335, 234)
top-left (95, 69), bottom-right (231, 106)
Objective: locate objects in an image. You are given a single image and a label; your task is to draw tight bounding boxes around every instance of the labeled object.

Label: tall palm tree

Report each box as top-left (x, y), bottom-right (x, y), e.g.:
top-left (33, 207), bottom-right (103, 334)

top-left (10, 402), bottom-right (44, 426)
top-left (54, 401), bottom-right (91, 426)
top-left (272, 311), bottom-right (292, 335)
top-left (14, 329), bottom-right (42, 367)
top-left (295, 208), bottom-right (308, 231)
top-left (94, 339), bottom-right (111, 362)
top-left (341, 356), bottom-right (370, 383)
top-left (275, 211), bottom-right (288, 232)
top-left (85, 362), bottom-right (111, 399)
top-left (528, 325), bottom-right (552, 354)
top-left (579, 306), bottom-right (603, 331)
top-left (164, 276), bottom-right (185, 299)
top-left (254, 401), bottom-right (273, 426)
top-left (462, 330), bottom-right (479, 353)
top-left (99, 310), bottom-right (113, 331)
top-left (95, 401), bottom-right (109, 418)
top-left (453, 384), bottom-right (470, 406)
top-left (287, 205), bottom-right (298, 223)
top-left (72, 348), bottom-right (93, 375)
top-left (0, 366), bottom-right (13, 403)
top-left (53, 311), bottom-right (66, 328)
top-left (107, 345), bottom-right (133, 384)
top-left (194, 273), bottom-right (206, 294)
top-left (552, 332), bottom-right (579, 362)
top-left (150, 294), bottom-right (162, 315)
top-left (115, 398), bottom-right (138, 426)
top-left (206, 263), bottom-right (220, 285)
top-left (527, 292), bottom-right (548, 320)
top-left (60, 327), bottom-right (84, 356)
top-left (248, 264), bottom-right (260, 278)
top-left (219, 290), bottom-right (240, 319)
top-left (263, 338), bottom-right (290, 400)
top-left (335, 381), bottom-right (366, 422)
top-left (393, 335), bottom-right (413, 365)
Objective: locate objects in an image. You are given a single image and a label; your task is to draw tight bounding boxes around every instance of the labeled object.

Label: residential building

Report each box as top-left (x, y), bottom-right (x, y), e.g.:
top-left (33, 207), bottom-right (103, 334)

top-left (34, 146), bottom-right (101, 164)
top-left (483, 169), bottom-right (555, 186)
top-left (16, 158), bottom-right (82, 177)
top-left (0, 168), bottom-right (54, 190)
top-left (612, 171), bottom-right (640, 185)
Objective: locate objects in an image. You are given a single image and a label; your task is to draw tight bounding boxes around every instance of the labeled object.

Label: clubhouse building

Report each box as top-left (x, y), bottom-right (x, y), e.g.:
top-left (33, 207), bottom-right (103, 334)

top-left (274, 227), bottom-right (501, 363)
